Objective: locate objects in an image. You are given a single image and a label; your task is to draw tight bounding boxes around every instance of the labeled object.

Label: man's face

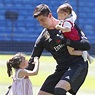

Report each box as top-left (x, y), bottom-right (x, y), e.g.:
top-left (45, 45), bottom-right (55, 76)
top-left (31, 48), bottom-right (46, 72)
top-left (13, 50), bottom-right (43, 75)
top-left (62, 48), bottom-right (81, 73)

top-left (36, 13), bottom-right (52, 28)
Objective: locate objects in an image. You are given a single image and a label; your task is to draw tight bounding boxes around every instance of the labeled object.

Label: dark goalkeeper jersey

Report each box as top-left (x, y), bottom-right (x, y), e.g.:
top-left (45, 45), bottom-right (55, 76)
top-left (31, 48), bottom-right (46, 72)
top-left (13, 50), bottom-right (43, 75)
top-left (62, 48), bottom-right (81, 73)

top-left (31, 28), bottom-right (84, 70)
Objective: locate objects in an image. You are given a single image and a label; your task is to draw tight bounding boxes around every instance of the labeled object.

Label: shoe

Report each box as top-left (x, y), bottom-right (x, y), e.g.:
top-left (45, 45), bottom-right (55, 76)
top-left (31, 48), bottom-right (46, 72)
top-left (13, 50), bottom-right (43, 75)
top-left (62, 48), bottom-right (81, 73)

top-left (82, 51), bottom-right (88, 62)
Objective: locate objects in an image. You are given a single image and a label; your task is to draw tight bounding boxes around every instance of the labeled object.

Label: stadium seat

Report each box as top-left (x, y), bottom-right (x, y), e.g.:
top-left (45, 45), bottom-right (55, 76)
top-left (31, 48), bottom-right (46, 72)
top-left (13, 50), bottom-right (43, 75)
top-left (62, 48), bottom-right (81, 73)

top-left (0, 0), bottom-right (94, 43)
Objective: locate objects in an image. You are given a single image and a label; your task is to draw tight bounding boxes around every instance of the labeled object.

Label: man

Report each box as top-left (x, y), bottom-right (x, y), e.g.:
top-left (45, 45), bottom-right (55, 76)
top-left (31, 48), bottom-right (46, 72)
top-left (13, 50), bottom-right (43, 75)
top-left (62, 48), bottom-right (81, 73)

top-left (27, 4), bottom-right (91, 95)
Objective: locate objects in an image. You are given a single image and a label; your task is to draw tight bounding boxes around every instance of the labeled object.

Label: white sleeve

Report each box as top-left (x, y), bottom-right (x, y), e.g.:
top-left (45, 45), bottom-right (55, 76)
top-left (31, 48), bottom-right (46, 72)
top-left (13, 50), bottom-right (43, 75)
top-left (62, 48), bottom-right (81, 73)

top-left (64, 21), bottom-right (72, 29)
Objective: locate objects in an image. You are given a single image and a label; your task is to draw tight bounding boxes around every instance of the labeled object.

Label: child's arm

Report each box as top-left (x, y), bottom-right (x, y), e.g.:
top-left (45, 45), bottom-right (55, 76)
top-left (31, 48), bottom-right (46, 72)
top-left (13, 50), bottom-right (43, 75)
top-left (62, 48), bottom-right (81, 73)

top-left (67, 46), bottom-right (83, 56)
top-left (18, 57), bottom-right (39, 78)
top-left (67, 46), bottom-right (89, 62)
top-left (55, 21), bottom-right (72, 33)
top-left (55, 24), bottom-right (71, 32)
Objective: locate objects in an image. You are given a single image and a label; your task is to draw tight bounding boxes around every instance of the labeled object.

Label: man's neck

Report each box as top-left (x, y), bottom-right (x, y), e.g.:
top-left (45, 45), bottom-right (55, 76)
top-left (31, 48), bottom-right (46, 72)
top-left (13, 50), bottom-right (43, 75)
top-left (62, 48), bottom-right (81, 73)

top-left (48, 17), bottom-right (59, 30)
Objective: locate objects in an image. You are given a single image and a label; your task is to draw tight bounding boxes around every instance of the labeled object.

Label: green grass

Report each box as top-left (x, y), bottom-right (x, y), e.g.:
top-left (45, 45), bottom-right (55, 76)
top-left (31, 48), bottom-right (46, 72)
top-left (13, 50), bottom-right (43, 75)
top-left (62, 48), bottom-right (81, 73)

top-left (0, 55), bottom-right (56, 85)
top-left (0, 54), bottom-right (95, 94)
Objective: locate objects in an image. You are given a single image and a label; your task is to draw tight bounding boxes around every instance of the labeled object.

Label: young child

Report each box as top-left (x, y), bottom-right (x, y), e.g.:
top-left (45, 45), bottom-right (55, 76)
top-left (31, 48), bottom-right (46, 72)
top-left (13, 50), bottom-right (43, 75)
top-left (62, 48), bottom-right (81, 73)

top-left (6, 52), bottom-right (39, 95)
top-left (55, 3), bottom-right (93, 63)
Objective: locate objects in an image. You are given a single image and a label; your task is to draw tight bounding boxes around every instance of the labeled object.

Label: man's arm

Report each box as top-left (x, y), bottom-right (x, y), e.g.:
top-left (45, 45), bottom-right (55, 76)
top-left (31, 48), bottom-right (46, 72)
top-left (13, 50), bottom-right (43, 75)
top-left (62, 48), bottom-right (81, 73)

top-left (55, 29), bottom-right (91, 50)
top-left (26, 57), bottom-right (35, 71)
top-left (26, 44), bottom-right (44, 71)
top-left (26, 36), bottom-right (44, 71)
top-left (65, 38), bottom-right (91, 50)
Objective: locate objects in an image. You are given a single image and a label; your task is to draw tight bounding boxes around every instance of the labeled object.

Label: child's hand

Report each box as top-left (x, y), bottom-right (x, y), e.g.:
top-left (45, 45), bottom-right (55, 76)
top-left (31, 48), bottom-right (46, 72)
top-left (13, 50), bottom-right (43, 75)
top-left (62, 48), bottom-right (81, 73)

top-left (55, 21), bottom-right (63, 29)
top-left (55, 24), bottom-right (61, 29)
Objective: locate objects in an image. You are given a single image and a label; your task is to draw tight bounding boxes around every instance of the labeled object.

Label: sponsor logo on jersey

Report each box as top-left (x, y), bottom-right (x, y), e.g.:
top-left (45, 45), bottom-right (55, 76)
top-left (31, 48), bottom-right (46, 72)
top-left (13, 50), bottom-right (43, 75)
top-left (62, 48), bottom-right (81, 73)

top-left (54, 44), bottom-right (64, 51)
top-left (65, 76), bottom-right (70, 79)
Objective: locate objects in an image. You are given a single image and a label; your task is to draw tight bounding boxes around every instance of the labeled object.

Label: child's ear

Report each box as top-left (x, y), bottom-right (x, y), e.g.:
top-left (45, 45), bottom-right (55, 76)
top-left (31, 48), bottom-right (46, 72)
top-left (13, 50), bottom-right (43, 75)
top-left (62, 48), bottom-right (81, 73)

top-left (64, 12), bottom-right (67, 16)
top-left (48, 13), bottom-right (52, 18)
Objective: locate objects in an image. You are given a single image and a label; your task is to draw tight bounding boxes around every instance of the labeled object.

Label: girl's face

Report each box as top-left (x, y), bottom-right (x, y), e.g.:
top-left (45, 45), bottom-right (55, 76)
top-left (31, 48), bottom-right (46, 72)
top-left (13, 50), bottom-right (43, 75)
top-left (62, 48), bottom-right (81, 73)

top-left (19, 57), bottom-right (28, 69)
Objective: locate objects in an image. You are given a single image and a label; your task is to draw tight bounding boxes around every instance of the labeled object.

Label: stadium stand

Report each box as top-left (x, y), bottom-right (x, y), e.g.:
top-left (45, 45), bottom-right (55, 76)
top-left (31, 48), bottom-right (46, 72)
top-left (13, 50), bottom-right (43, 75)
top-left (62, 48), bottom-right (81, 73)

top-left (0, 0), bottom-right (94, 55)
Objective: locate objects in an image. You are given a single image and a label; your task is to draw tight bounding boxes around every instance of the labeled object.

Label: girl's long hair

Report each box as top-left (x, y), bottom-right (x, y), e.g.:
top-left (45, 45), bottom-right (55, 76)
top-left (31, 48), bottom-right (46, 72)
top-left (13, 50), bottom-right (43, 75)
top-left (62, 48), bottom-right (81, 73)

top-left (6, 52), bottom-right (25, 77)
top-left (6, 59), bottom-right (13, 77)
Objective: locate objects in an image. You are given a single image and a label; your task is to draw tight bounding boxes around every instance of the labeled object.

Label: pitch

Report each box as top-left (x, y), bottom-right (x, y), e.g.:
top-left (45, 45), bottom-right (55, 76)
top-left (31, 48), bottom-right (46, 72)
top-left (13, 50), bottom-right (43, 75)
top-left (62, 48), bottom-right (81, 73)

top-left (0, 54), bottom-right (95, 95)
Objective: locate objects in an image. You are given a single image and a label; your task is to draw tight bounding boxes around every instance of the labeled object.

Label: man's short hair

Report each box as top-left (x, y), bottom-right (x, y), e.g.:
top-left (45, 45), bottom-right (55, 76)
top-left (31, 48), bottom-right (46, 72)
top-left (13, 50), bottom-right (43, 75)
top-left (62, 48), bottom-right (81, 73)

top-left (57, 3), bottom-right (72, 14)
top-left (33, 4), bottom-right (51, 18)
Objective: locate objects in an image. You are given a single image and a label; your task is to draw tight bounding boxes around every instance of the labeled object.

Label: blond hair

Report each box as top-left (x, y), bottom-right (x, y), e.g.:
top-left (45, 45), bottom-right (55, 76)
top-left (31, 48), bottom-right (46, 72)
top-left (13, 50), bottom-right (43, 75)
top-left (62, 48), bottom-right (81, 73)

top-left (57, 3), bottom-right (72, 14)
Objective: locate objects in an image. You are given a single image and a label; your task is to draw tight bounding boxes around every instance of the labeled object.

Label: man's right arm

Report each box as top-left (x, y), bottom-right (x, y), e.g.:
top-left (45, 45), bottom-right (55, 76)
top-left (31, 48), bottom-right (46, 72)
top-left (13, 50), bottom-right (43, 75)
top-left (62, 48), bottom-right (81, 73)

top-left (65, 38), bottom-right (91, 50)
top-left (26, 45), bottom-right (44, 71)
top-left (26, 35), bottom-right (44, 71)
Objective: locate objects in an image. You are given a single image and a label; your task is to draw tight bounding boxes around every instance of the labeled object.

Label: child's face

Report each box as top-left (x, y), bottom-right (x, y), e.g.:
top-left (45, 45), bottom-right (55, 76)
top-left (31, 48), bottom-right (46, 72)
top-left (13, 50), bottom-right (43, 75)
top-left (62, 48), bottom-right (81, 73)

top-left (58, 12), bottom-right (69, 20)
top-left (19, 57), bottom-right (28, 69)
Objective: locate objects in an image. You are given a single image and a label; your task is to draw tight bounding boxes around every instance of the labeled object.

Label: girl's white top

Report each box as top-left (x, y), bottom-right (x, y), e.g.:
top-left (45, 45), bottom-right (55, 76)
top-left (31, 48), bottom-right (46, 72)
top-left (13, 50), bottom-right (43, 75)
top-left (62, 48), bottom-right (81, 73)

top-left (8, 69), bottom-right (33, 95)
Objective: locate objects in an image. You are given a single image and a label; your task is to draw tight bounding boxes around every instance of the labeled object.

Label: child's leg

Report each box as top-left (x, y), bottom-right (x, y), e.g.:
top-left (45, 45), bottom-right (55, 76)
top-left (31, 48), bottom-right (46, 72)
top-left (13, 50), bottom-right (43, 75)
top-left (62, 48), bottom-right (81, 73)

top-left (82, 51), bottom-right (88, 62)
top-left (87, 52), bottom-right (93, 64)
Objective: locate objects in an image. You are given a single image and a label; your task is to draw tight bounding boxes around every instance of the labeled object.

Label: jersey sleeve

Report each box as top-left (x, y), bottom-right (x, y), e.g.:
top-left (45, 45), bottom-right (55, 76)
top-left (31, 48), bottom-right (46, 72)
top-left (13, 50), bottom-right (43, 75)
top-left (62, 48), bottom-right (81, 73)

top-left (31, 37), bottom-right (44, 58)
top-left (26, 31), bottom-right (44, 71)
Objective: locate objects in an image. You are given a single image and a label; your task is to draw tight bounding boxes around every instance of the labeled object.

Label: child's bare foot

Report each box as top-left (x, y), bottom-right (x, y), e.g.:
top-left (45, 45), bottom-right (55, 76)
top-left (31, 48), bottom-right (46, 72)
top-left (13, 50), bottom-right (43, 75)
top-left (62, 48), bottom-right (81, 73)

top-left (82, 51), bottom-right (88, 62)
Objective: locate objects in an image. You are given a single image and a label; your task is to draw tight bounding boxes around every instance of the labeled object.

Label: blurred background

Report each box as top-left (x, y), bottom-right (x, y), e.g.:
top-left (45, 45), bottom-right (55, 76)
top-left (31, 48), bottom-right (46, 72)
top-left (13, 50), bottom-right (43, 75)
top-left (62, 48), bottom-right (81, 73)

top-left (0, 0), bottom-right (95, 95)
top-left (0, 0), bottom-right (95, 55)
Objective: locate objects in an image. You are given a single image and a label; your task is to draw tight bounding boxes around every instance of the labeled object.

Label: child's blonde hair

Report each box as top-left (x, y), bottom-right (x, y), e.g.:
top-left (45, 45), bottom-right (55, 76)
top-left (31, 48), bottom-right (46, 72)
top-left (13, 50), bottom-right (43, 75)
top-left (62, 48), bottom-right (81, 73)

top-left (57, 3), bottom-right (72, 14)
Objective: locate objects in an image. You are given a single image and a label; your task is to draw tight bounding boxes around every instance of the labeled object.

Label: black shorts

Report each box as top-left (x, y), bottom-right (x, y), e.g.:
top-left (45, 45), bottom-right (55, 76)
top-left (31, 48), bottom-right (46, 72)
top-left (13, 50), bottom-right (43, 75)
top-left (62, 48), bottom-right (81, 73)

top-left (40, 62), bottom-right (88, 94)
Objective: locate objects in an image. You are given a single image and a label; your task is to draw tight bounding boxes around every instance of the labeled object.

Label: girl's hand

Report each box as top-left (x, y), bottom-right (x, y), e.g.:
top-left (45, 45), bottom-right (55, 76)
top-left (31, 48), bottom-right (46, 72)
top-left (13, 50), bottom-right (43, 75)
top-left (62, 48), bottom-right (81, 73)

top-left (33, 57), bottom-right (39, 64)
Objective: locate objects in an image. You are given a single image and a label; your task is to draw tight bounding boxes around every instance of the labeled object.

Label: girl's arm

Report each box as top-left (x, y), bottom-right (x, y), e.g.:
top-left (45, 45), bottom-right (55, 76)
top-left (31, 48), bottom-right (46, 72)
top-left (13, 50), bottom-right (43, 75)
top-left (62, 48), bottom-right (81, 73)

top-left (67, 46), bottom-right (83, 56)
top-left (18, 57), bottom-right (39, 78)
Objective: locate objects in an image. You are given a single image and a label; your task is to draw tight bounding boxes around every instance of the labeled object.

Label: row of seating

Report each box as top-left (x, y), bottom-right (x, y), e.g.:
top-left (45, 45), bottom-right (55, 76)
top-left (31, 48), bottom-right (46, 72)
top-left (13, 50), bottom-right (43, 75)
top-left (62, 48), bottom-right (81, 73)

top-left (0, 0), bottom-right (94, 43)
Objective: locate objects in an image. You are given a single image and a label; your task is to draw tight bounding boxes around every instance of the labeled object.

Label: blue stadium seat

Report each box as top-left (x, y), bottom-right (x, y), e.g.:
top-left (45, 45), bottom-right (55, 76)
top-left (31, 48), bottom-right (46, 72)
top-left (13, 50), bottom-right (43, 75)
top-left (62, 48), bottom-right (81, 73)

top-left (0, 0), bottom-right (94, 43)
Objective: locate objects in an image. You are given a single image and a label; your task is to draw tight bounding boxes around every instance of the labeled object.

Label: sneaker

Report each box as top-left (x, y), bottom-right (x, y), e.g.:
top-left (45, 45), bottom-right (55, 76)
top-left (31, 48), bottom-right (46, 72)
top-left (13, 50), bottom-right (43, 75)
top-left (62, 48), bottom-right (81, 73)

top-left (82, 51), bottom-right (88, 62)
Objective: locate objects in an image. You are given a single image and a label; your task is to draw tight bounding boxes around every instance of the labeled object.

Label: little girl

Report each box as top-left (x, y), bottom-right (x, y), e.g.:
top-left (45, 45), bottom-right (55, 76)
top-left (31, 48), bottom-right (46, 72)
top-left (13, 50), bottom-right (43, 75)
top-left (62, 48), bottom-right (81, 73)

top-left (6, 52), bottom-right (39, 95)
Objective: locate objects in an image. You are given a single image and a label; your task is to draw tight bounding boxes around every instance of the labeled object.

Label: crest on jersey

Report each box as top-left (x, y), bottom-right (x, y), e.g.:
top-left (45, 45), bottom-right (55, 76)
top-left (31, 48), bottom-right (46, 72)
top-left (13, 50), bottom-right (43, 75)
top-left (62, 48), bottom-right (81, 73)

top-left (44, 30), bottom-right (52, 42)
top-left (44, 30), bottom-right (50, 39)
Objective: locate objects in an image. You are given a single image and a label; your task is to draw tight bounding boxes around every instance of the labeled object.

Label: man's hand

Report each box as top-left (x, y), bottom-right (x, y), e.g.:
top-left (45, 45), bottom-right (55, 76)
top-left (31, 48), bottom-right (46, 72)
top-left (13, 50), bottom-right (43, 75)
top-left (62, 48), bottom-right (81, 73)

top-left (26, 57), bottom-right (35, 70)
